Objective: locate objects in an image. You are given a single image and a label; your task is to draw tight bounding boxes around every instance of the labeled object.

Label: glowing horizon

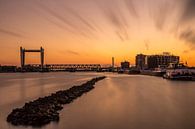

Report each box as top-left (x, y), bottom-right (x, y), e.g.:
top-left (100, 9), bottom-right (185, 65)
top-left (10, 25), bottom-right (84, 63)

top-left (0, 0), bottom-right (195, 66)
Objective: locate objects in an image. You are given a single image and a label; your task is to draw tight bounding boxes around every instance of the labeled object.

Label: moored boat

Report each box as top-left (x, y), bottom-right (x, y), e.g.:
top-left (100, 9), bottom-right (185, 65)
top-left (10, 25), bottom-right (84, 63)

top-left (163, 69), bottom-right (195, 81)
top-left (152, 68), bottom-right (166, 77)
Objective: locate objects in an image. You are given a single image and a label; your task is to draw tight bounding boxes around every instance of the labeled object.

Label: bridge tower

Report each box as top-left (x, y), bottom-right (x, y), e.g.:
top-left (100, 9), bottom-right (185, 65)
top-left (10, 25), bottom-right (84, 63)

top-left (20, 47), bottom-right (44, 70)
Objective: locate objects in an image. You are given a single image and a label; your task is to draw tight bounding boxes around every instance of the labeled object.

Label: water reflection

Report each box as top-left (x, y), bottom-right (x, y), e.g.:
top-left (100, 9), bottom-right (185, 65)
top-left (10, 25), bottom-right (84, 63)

top-left (0, 73), bottom-right (195, 129)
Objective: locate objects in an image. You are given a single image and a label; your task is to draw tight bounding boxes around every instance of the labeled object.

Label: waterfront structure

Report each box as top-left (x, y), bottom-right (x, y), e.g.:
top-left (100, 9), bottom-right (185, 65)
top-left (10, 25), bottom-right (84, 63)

top-left (111, 57), bottom-right (115, 71)
top-left (136, 54), bottom-right (147, 70)
top-left (112, 57), bottom-right (114, 68)
top-left (121, 61), bottom-right (130, 69)
top-left (20, 47), bottom-right (44, 70)
top-left (0, 65), bottom-right (17, 72)
top-left (135, 52), bottom-right (180, 69)
top-left (147, 52), bottom-right (179, 69)
top-left (46, 64), bottom-right (101, 71)
top-left (164, 63), bottom-right (195, 80)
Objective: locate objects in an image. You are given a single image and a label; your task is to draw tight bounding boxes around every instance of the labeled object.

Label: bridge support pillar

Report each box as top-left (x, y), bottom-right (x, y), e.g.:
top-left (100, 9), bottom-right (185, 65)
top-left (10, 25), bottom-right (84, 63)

top-left (20, 46), bottom-right (45, 71)
top-left (40, 47), bottom-right (44, 69)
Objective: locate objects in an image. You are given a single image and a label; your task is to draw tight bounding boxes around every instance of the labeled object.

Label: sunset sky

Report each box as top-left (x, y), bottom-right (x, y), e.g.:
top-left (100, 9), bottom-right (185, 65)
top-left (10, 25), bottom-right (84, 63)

top-left (0, 0), bottom-right (195, 66)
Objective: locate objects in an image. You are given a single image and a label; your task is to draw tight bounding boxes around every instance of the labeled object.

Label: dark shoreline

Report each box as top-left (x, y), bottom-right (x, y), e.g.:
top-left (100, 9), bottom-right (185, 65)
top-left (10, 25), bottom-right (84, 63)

top-left (7, 76), bottom-right (106, 127)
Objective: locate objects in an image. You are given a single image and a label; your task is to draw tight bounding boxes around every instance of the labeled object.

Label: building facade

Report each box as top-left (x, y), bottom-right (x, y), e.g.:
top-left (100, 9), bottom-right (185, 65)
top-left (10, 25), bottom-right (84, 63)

top-left (147, 53), bottom-right (179, 69)
top-left (136, 54), bottom-right (147, 70)
top-left (121, 61), bottom-right (130, 69)
top-left (135, 52), bottom-right (180, 70)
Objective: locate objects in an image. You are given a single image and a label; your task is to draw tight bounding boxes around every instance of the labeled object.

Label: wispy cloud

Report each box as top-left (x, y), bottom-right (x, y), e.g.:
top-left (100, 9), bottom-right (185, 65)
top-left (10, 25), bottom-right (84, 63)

top-left (116, 31), bottom-right (125, 42)
top-left (96, 0), bottom-right (130, 41)
top-left (123, 0), bottom-right (138, 18)
top-left (149, 0), bottom-right (173, 30)
top-left (180, 0), bottom-right (195, 23)
top-left (66, 50), bottom-right (80, 56)
top-left (34, 0), bottom-right (95, 39)
top-left (59, 50), bottom-right (80, 56)
top-left (0, 28), bottom-right (24, 38)
top-left (183, 50), bottom-right (190, 53)
top-left (60, 6), bottom-right (102, 38)
top-left (64, 7), bottom-right (98, 32)
top-left (179, 29), bottom-right (195, 49)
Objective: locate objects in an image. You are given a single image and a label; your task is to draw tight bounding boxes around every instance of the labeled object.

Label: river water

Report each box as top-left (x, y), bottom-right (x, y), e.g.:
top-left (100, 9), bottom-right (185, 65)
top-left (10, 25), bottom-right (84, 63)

top-left (0, 72), bottom-right (195, 129)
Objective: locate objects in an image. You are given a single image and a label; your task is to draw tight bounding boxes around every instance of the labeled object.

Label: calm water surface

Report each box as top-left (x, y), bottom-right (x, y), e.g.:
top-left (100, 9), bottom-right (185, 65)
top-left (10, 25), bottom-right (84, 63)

top-left (0, 72), bottom-right (195, 129)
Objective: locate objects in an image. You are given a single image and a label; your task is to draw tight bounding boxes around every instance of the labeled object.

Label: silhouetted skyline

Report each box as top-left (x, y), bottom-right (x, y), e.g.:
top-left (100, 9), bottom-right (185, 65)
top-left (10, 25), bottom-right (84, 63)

top-left (0, 0), bottom-right (195, 66)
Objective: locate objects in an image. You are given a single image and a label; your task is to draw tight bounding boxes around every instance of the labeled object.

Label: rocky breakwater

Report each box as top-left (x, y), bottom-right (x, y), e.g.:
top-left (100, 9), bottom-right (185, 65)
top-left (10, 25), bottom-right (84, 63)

top-left (7, 76), bottom-right (106, 127)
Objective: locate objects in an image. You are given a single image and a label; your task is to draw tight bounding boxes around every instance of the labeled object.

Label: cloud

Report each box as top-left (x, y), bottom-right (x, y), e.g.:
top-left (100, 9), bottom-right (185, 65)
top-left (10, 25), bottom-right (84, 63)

top-left (59, 6), bottom-right (102, 38)
top-left (96, 0), bottom-right (130, 41)
top-left (179, 29), bottom-right (195, 49)
top-left (37, 2), bottom-right (75, 29)
top-left (42, 16), bottom-right (76, 34)
top-left (0, 28), bottom-right (24, 38)
top-left (35, 0), bottom-right (95, 39)
top-left (181, 0), bottom-right (195, 23)
top-left (66, 50), bottom-right (80, 56)
top-left (149, 1), bottom-right (173, 30)
top-left (64, 7), bottom-right (98, 32)
top-left (59, 50), bottom-right (80, 56)
top-left (123, 0), bottom-right (138, 18)
top-left (116, 31), bottom-right (125, 42)
top-left (183, 50), bottom-right (189, 53)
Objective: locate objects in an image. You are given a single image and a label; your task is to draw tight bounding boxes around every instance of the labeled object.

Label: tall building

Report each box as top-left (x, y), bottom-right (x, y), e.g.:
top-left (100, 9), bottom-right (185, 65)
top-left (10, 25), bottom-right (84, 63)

top-left (112, 57), bottom-right (114, 68)
top-left (136, 54), bottom-right (147, 70)
top-left (147, 53), bottom-right (179, 69)
top-left (121, 61), bottom-right (130, 69)
top-left (135, 52), bottom-right (180, 70)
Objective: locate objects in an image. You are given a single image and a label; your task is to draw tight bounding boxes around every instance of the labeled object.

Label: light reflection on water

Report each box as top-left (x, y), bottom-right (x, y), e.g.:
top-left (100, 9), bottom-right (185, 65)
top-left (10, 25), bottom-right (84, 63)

top-left (0, 73), bottom-right (195, 129)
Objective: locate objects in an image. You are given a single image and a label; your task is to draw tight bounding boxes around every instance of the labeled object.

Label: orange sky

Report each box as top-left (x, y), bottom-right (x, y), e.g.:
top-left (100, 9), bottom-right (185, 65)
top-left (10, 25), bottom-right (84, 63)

top-left (0, 0), bottom-right (195, 66)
